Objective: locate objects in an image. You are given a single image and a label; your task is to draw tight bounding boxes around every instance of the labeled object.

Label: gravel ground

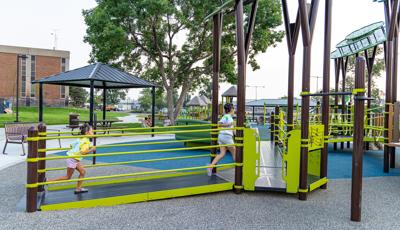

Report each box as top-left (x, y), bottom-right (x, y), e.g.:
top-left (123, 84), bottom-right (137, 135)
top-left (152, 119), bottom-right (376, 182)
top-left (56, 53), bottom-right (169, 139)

top-left (1, 158), bottom-right (400, 229)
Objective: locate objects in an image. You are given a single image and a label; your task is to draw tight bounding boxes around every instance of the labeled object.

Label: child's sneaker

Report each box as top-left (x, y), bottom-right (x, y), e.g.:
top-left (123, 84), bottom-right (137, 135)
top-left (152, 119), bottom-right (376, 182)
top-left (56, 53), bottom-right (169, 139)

top-left (207, 164), bottom-right (213, 176)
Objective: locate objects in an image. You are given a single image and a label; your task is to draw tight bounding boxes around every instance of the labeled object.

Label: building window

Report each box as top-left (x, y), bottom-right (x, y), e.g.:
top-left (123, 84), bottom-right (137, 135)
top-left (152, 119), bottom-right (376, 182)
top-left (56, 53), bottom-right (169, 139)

top-left (60, 58), bottom-right (67, 98)
top-left (21, 57), bottom-right (27, 97)
top-left (31, 55), bottom-right (36, 97)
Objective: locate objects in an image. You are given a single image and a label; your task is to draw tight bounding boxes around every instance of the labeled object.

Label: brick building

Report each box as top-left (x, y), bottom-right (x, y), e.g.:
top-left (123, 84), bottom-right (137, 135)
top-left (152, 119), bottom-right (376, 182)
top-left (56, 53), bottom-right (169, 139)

top-left (0, 45), bottom-right (70, 107)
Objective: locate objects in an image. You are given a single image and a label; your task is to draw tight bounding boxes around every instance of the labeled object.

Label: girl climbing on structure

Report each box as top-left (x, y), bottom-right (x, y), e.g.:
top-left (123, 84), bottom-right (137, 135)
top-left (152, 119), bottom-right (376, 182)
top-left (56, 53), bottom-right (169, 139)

top-left (47, 124), bottom-right (96, 194)
top-left (207, 103), bottom-right (236, 176)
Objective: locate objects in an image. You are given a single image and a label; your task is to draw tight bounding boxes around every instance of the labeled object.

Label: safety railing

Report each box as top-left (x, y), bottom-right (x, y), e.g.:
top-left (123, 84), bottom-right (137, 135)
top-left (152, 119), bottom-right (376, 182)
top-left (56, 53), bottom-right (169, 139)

top-left (25, 123), bottom-right (256, 212)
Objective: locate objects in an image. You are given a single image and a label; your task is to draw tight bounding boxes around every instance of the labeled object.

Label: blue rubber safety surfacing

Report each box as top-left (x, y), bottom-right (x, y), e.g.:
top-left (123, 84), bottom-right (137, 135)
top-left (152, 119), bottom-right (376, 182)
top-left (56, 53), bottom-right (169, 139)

top-left (327, 144), bottom-right (400, 179)
top-left (55, 139), bottom-right (234, 170)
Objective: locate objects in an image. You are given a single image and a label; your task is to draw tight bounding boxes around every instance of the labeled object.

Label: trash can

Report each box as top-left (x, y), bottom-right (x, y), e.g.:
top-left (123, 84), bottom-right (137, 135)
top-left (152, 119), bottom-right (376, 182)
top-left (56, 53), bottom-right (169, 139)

top-left (69, 113), bottom-right (80, 126)
top-left (0, 99), bottom-right (4, 113)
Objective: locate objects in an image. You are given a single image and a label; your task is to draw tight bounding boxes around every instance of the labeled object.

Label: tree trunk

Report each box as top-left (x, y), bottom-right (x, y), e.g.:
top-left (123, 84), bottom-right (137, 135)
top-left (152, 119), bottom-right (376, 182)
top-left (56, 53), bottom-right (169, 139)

top-left (166, 87), bottom-right (175, 125)
top-left (173, 84), bottom-right (191, 119)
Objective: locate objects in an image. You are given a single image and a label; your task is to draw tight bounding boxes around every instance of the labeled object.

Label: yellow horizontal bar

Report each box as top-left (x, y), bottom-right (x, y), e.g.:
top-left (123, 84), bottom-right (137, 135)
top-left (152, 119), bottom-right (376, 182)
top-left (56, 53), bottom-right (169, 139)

top-left (32, 143), bottom-right (243, 161)
top-left (40, 154), bottom-right (211, 172)
top-left (39, 138), bottom-right (213, 153)
top-left (41, 123), bottom-right (218, 135)
top-left (29, 163), bottom-right (237, 187)
top-left (30, 127), bottom-right (243, 141)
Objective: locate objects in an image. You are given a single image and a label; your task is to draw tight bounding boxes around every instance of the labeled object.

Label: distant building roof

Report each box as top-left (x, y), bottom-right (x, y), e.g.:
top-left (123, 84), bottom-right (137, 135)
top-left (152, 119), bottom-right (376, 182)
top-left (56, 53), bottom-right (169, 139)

top-left (186, 96), bottom-right (207, 106)
top-left (33, 63), bottom-right (156, 89)
top-left (222, 86), bottom-right (237, 97)
top-left (246, 98), bottom-right (317, 107)
top-left (200, 95), bottom-right (211, 104)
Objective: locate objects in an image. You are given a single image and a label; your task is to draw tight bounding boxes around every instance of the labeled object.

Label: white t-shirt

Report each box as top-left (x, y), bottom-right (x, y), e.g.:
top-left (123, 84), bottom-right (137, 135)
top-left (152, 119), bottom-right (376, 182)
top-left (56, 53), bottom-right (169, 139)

top-left (219, 114), bottom-right (234, 136)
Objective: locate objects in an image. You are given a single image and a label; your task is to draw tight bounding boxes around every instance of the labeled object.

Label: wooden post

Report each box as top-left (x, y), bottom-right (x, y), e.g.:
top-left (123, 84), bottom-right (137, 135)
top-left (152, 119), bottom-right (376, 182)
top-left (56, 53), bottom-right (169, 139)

top-left (211, 12), bottom-right (222, 173)
top-left (351, 56), bottom-right (366, 222)
top-left (334, 58), bottom-right (341, 151)
top-left (234, 0), bottom-right (246, 194)
top-left (320, 0), bottom-right (332, 189)
top-left (26, 127), bottom-right (38, 212)
top-left (297, 0), bottom-right (320, 201)
top-left (37, 123), bottom-right (46, 193)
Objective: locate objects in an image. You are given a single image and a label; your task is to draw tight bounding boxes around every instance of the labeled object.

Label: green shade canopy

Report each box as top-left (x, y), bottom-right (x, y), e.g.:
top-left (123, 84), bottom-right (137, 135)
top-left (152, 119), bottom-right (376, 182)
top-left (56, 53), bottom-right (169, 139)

top-left (331, 22), bottom-right (386, 59)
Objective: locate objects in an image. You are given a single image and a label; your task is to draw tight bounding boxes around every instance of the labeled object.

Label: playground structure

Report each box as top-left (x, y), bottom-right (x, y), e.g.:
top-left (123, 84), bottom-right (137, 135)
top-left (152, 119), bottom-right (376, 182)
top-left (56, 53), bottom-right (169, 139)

top-left (20, 0), bottom-right (400, 223)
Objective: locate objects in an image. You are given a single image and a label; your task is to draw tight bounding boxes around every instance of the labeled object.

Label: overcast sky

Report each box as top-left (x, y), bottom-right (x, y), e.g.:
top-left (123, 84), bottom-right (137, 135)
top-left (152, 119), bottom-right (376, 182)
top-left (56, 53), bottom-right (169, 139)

top-left (0, 0), bottom-right (392, 100)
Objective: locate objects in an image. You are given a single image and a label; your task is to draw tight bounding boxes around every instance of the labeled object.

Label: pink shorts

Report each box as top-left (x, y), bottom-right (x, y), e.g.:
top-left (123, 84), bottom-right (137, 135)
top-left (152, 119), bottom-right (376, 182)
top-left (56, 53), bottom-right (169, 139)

top-left (66, 158), bottom-right (79, 169)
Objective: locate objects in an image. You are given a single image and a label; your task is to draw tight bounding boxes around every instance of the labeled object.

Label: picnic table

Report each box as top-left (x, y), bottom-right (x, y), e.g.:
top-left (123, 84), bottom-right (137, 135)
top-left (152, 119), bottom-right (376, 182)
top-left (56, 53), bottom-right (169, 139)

top-left (72, 119), bottom-right (122, 127)
top-left (71, 119), bottom-right (125, 134)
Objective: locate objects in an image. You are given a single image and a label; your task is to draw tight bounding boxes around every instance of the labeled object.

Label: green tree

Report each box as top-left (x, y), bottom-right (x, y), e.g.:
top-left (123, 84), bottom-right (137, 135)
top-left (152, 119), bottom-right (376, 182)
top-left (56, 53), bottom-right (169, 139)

top-left (83, 0), bottom-right (283, 123)
top-left (138, 88), bottom-right (167, 112)
top-left (69, 87), bottom-right (88, 107)
top-left (106, 89), bottom-right (127, 105)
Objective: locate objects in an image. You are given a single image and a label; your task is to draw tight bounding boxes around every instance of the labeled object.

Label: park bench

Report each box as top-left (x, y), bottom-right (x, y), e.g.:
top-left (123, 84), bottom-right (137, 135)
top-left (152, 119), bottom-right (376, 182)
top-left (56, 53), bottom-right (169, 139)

top-left (3, 123), bottom-right (62, 156)
top-left (3, 123), bottom-right (36, 156)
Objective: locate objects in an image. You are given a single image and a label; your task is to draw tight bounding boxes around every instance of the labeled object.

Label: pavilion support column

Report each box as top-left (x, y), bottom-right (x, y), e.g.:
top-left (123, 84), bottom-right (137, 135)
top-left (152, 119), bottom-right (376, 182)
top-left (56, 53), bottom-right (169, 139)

top-left (151, 86), bottom-right (156, 137)
top-left (89, 80), bottom-right (94, 126)
top-left (102, 88), bottom-right (107, 121)
top-left (320, 0), bottom-right (332, 189)
top-left (39, 83), bottom-right (44, 123)
top-left (297, 0), bottom-right (319, 201)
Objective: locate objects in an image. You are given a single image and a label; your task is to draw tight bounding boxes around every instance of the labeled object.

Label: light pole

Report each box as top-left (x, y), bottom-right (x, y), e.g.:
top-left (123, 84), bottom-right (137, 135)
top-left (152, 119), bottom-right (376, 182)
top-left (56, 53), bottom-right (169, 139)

top-left (311, 75), bottom-right (322, 92)
top-left (16, 54), bottom-right (27, 122)
top-left (246, 85), bottom-right (265, 100)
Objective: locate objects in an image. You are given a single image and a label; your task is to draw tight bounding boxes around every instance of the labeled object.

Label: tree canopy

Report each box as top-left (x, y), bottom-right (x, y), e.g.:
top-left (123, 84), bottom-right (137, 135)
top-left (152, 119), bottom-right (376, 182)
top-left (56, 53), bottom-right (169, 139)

top-left (83, 0), bottom-right (283, 123)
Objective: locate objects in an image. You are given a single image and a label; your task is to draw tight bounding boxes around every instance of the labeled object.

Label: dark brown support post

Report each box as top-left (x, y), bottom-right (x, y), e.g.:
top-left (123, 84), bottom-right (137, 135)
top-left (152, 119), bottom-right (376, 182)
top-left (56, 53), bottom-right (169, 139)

top-left (340, 57), bottom-right (349, 150)
top-left (39, 83), bottom-right (44, 122)
top-left (282, 0), bottom-right (300, 132)
top-left (234, 0), bottom-right (246, 194)
top-left (274, 106), bottom-right (280, 145)
top-left (390, 34), bottom-right (398, 168)
top-left (26, 127), bottom-right (38, 212)
top-left (270, 111), bottom-right (275, 141)
top-left (92, 113), bottom-right (97, 165)
top-left (89, 80), bottom-right (95, 126)
top-left (37, 123), bottom-right (46, 193)
top-left (245, 0), bottom-right (258, 58)
top-left (334, 58), bottom-right (341, 151)
top-left (211, 12), bottom-right (222, 173)
top-left (151, 86), bottom-right (156, 137)
top-left (384, 0), bottom-right (399, 172)
top-left (102, 87), bottom-right (107, 121)
top-left (298, 0), bottom-right (320, 201)
top-left (351, 57), bottom-right (366, 222)
top-left (320, 0), bottom-right (332, 189)
top-left (364, 46), bottom-right (377, 150)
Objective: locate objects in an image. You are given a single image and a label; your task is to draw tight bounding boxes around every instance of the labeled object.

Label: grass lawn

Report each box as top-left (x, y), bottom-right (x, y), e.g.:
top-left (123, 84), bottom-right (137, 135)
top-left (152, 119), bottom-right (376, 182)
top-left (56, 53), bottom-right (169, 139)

top-left (0, 107), bottom-right (129, 127)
